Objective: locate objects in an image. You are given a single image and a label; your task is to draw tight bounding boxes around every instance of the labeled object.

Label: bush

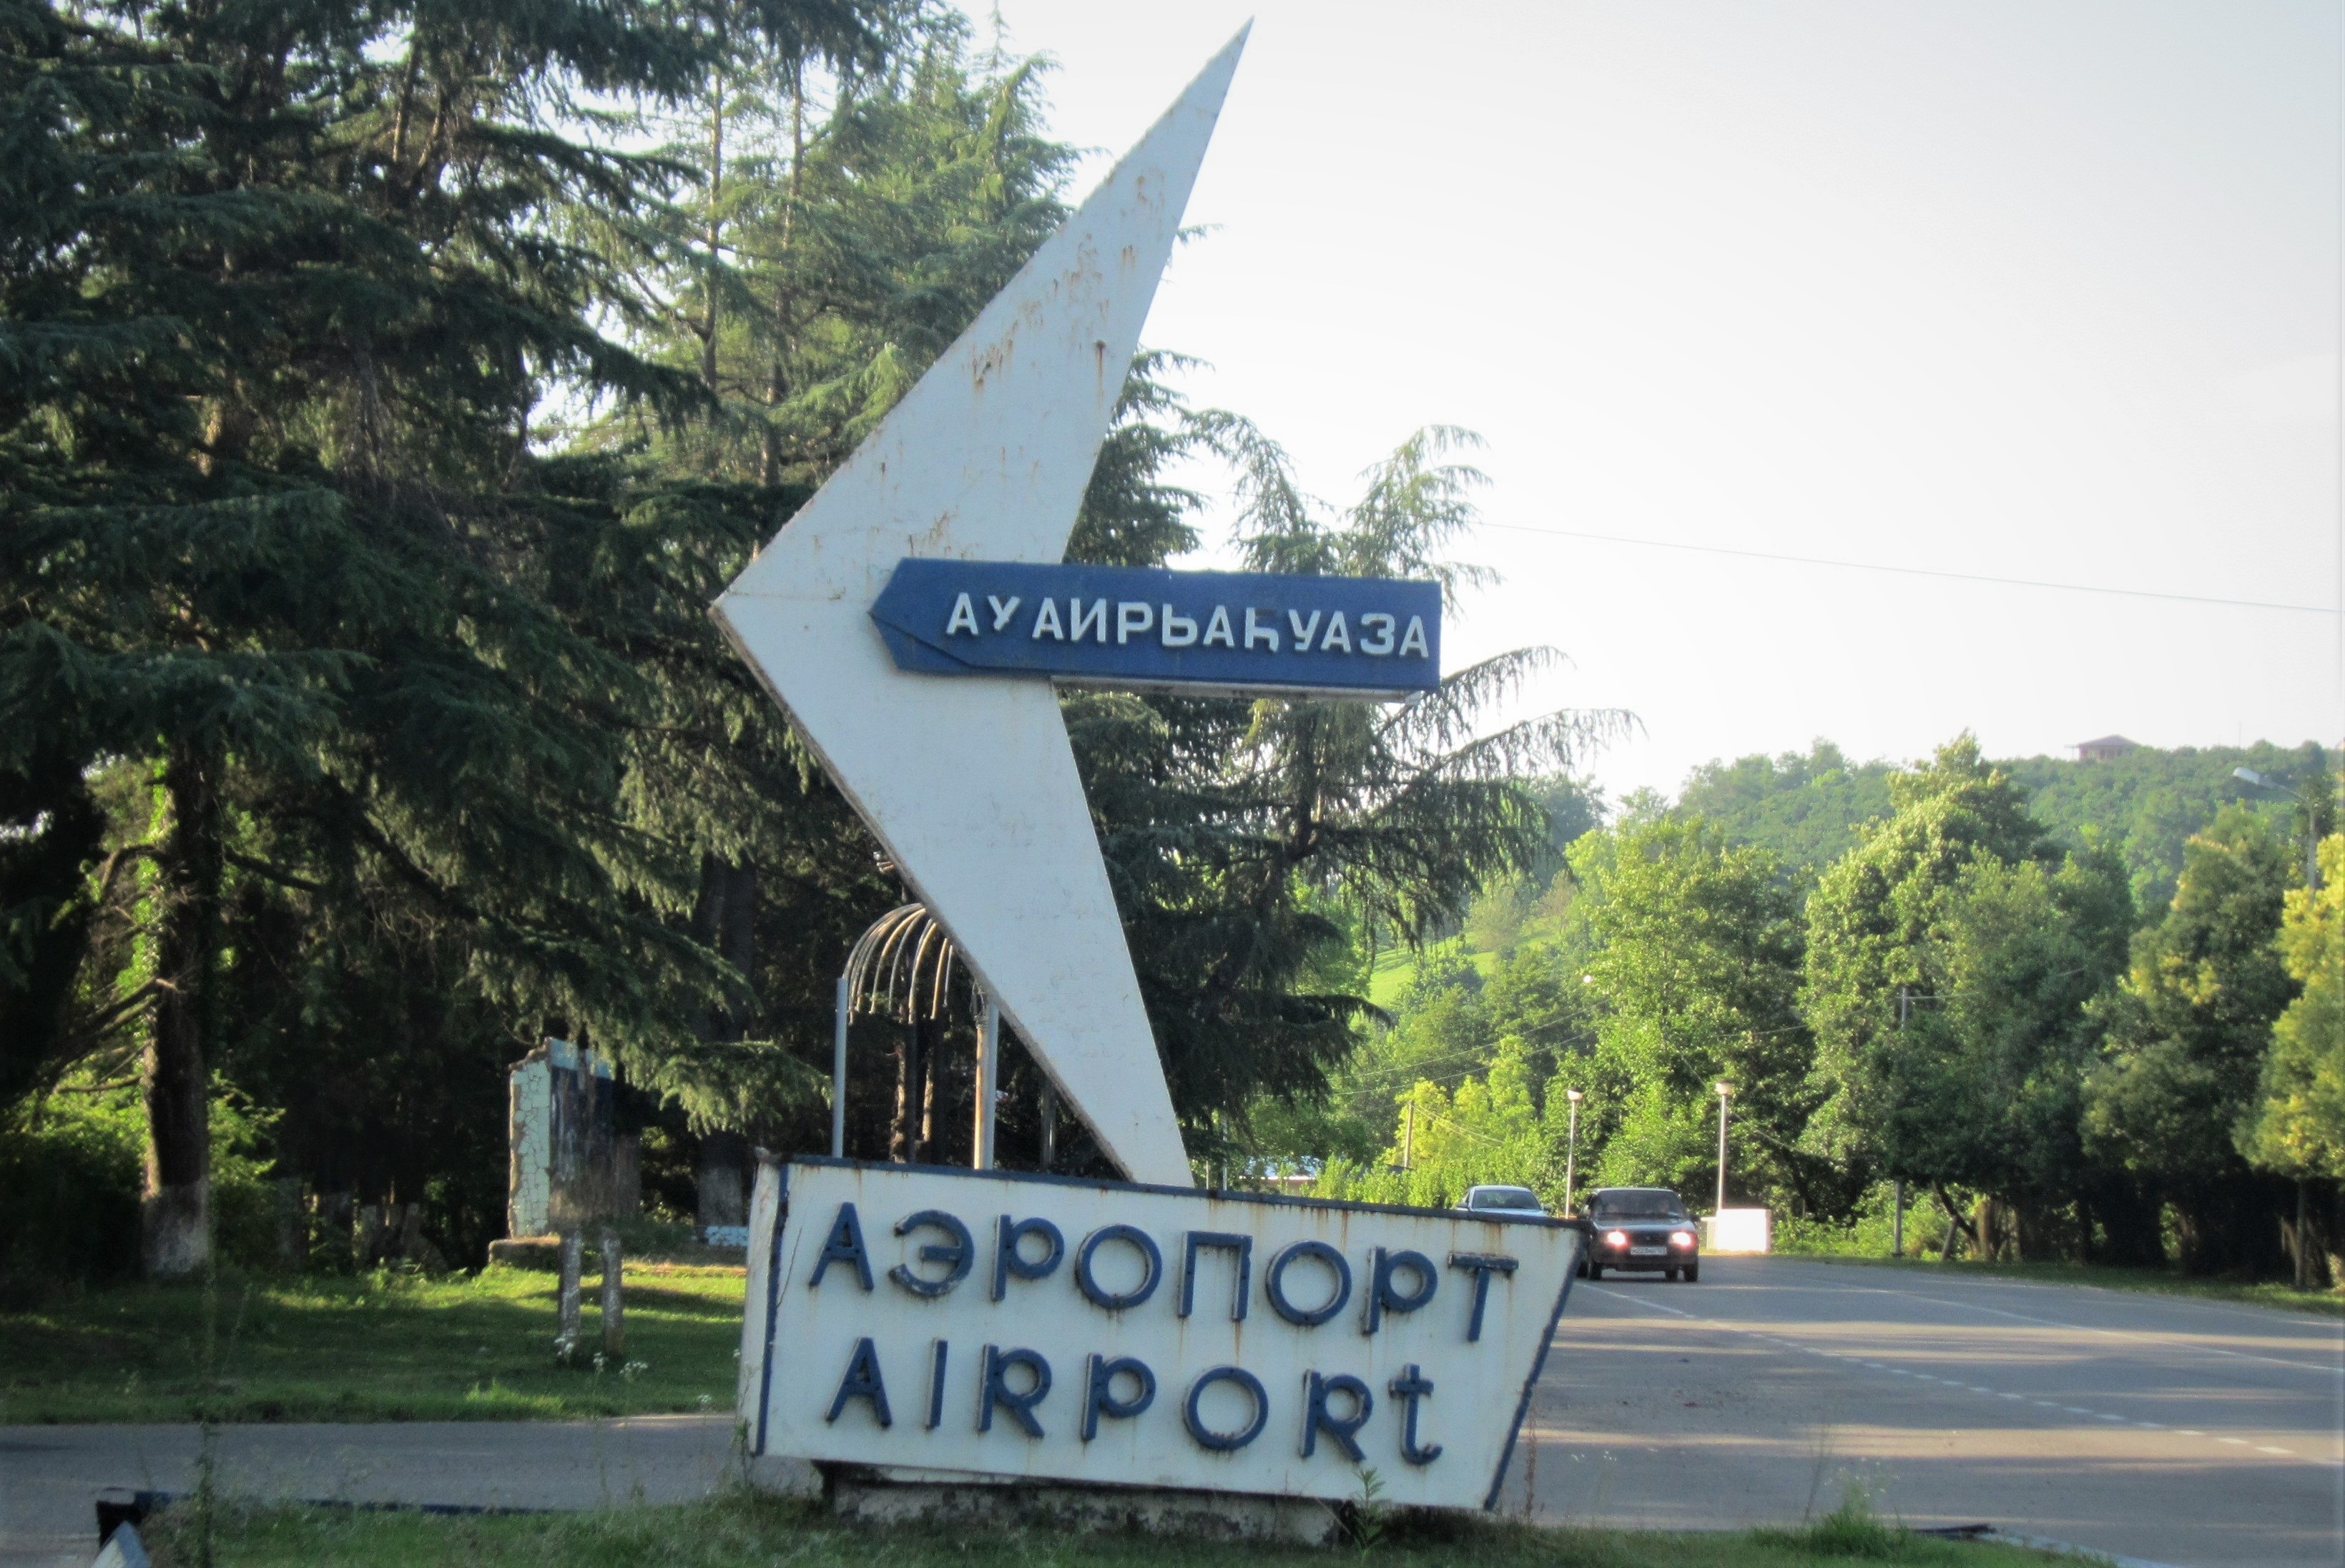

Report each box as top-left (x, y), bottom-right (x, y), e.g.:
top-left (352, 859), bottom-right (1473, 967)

top-left (0, 1091), bottom-right (144, 1291)
top-left (1773, 1182), bottom-right (1953, 1258)
top-left (0, 1080), bottom-right (286, 1291)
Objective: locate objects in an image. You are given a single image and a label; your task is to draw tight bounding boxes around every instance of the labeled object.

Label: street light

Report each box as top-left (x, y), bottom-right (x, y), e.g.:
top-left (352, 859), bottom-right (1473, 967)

top-left (2234, 765), bottom-right (2327, 1288)
top-left (2235, 768), bottom-right (2324, 893)
top-left (1714, 1081), bottom-right (1734, 1216)
top-left (1563, 1088), bottom-right (1583, 1216)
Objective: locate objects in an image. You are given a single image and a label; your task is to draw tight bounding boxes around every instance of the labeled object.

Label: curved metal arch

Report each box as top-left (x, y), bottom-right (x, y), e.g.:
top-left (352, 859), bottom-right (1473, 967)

top-left (832, 901), bottom-right (1001, 1168)
top-left (842, 902), bottom-right (972, 1024)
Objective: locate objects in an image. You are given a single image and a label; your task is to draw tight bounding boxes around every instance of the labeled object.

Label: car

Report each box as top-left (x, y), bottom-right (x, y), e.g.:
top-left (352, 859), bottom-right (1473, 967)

top-left (1459, 1184), bottom-right (1547, 1217)
top-left (1580, 1186), bottom-right (1700, 1281)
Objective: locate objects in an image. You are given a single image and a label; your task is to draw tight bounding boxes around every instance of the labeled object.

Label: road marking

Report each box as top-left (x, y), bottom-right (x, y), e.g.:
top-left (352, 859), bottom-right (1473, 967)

top-left (1577, 1284), bottom-right (2325, 1466)
top-left (1824, 1283), bottom-right (2344, 1378)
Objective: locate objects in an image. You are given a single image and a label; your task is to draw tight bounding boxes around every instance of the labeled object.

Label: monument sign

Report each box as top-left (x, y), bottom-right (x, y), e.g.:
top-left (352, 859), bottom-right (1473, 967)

top-left (739, 1161), bottom-right (1578, 1509)
top-left (714, 29), bottom-right (1582, 1511)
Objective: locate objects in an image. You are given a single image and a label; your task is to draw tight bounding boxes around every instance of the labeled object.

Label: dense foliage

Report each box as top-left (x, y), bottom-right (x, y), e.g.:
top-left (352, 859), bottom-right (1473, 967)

top-left (1306, 738), bottom-right (2339, 1284)
top-left (2, 0), bottom-right (2330, 1295)
top-left (1, 0), bottom-right (1611, 1283)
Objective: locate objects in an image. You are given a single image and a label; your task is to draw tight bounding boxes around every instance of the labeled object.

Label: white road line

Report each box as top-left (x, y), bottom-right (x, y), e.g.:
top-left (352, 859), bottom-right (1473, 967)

top-left (1578, 1283), bottom-right (2318, 1462)
top-left (1810, 1282), bottom-right (2344, 1378)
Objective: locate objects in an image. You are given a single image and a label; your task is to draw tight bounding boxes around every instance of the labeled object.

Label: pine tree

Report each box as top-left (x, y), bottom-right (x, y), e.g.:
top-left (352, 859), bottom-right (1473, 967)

top-left (0, 0), bottom-right (877, 1271)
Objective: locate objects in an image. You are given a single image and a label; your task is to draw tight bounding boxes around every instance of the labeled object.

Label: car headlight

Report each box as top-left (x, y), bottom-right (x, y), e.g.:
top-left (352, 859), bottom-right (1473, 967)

top-left (1603, 1229), bottom-right (1629, 1248)
top-left (1671, 1230), bottom-right (1695, 1247)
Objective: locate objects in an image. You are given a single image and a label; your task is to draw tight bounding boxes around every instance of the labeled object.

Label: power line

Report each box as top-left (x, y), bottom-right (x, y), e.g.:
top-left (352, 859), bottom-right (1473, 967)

top-left (1480, 521), bottom-right (2342, 616)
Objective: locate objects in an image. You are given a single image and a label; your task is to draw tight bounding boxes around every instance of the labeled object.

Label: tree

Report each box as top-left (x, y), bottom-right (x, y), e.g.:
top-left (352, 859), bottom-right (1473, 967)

top-left (2085, 807), bottom-right (2302, 1273)
top-left (0, 0), bottom-right (877, 1271)
top-left (2241, 835), bottom-right (2345, 1184)
top-left (2005, 741), bottom-right (2327, 914)
top-left (1675, 741), bottom-right (1896, 884)
top-left (1800, 737), bottom-right (2132, 1256)
top-left (2240, 833), bottom-right (2343, 1285)
top-left (1569, 816), bottom-right (1819, 1210)
top-left (1071, 421), bottom-right (1625, 1168)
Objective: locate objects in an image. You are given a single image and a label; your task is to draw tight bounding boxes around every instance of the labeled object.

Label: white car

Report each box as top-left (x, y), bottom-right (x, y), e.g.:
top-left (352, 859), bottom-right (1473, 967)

top-left (1459, 1184), bottom-right (1547, 1217)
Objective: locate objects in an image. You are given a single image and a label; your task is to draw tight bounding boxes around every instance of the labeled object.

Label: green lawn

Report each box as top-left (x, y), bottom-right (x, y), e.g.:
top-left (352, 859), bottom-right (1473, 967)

top-left (140, 1492), bottom-right (2070, 1568)
top-left (0, 1262), bottom-right (744, 1424)
top-left (1787, 1253), bottom-right (2344, 1318)
top-left (1366, 941), bottom-right (1497, 1010)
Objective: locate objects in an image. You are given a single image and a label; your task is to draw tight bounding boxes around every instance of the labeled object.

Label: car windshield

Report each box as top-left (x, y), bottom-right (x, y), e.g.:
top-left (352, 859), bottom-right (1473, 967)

top-left (1470, 1187), bottom-right (1540, 1210)
top-left (1591, 1192), bottom-right (1686, 1221)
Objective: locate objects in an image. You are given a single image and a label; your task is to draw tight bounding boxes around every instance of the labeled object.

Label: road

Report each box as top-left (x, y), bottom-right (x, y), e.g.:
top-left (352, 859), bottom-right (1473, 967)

top-left (0, 1414), bottom-right (742, 1568)
top-left (1514, 1256), bottom-right (2344, 1568)
top-left (7, 1259), bottom-right (2339, 1568)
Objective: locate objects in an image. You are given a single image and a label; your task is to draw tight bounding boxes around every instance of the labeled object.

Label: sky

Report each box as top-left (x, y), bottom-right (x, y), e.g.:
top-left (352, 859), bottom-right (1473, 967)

top-left (978, 0), bottom-right (2345, 802)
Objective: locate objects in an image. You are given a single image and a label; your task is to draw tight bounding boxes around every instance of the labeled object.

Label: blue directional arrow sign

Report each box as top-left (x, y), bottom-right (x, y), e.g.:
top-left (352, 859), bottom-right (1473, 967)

top-left (869, 559), bottom-right (1442, 699)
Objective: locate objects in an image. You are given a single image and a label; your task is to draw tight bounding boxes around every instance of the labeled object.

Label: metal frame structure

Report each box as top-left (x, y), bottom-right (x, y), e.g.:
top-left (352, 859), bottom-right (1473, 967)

top-left (833, 903), bottom-right (999, 1168)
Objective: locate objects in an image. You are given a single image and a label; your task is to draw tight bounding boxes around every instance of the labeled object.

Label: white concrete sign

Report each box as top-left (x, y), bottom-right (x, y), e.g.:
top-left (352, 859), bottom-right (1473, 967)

top-left (740, 1160), bottom-right (1586, 1509)
top-left (711, 35), bottom-right (1254, 1188)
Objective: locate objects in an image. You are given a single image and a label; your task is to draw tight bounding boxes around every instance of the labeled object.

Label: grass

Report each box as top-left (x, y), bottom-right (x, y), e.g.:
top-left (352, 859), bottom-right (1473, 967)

top-left (137, 1490), bottom-right (2073, 1568)
top-left (0, 1261), bottom-right (745, 1424)
top-left (1791, 1253), bottom-right (2345, 1318)
top-left (1365, 941), bottom-right (1498, 1010)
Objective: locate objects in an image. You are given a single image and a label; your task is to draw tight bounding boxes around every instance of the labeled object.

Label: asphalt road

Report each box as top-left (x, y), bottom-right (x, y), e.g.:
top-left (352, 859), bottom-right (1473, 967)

top-left (1513, 1256), bottom-right (2345, 1568)
top-left (0, 1414), bottom-right (742, 1568)
top-left (8, 1258), bottom-right (2339, 1568)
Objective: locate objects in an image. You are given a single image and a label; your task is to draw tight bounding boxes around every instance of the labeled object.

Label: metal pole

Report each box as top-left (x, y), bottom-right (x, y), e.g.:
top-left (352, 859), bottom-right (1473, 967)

top-left (1402, 1101), bottom-right (1415, 1171)
top-left (1564, 1094), bottom-right (1580, 1215)
top-left (1715, 1089), bottom-right (1731, 1214)
top-left (2296, 1178), bottom-right (2310, 1289)
top-left (2297, 802), bottom-right (2319, 1290)
top-left (831, 975), bottom-right (849, 1158)
top-left (973, 996), bottom-right (998, 1170)
top-left (1892, 1180), bottom-right (1905, 1259)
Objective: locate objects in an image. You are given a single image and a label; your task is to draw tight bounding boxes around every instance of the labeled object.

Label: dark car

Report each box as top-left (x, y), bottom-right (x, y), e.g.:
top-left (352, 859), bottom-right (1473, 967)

top-left (1580, 1187), bottom-right (1699, 1281)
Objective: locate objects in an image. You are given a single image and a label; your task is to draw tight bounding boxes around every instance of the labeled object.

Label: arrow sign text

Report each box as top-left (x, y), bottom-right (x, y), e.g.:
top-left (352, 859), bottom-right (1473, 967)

top-left (871, 560), bottom-right (1442, 699)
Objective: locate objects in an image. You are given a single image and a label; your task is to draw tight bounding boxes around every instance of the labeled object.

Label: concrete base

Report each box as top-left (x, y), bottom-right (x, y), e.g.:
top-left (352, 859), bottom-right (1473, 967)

top-left (813, 1465), bottom-right (1339, 1544)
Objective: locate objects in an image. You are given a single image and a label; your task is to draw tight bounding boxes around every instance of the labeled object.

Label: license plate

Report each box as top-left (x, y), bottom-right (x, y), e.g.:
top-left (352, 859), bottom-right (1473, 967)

top-left (1628, 1246), bottom-right (1666, 1256)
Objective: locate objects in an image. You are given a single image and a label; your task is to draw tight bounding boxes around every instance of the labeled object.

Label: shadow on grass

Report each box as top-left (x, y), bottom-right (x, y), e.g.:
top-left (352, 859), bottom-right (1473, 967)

top-left (0, 1263), bottom-right (744, 1424)
top-left (139, 1491), bottom-right (2073, 1568)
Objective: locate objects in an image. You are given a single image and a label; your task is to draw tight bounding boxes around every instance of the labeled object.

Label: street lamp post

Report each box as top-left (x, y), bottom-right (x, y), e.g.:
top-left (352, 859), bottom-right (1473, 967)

top-left (2235, 766), bottom-right (2326, 1288)
top-left (1563, 1088), bottom-right (1583, 1216)
top-left (1714, 1081), bottom-right (1734, 1216)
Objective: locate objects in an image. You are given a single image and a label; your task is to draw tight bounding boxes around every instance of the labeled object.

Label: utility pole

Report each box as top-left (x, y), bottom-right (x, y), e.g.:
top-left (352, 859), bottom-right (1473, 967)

top-left (1564, 1088), bottom-right (1583, 1216)
top-left (1402, 1100), bottom-right (1415, 1172)
top-left (1714, 1081), bottom-right (1733, 1214)
top-left (1893, 988), bottom-right (1909, 1258)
